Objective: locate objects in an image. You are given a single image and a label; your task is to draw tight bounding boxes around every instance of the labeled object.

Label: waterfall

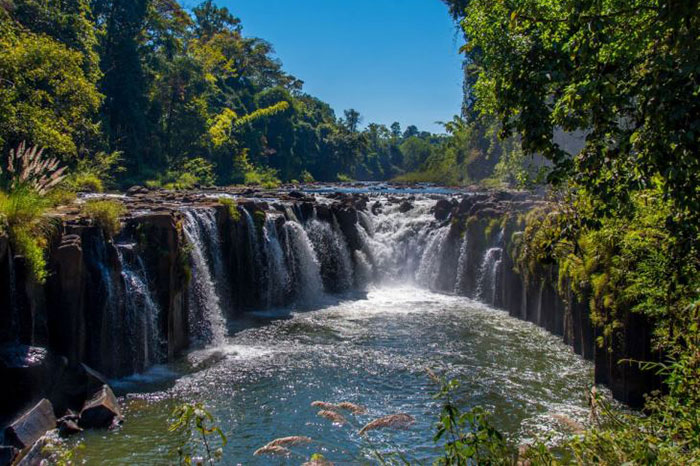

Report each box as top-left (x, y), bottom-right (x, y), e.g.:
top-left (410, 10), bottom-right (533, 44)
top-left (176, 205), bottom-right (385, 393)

top-left (416, 227), bottom-right (450, 289)
top-left (454, 232), bottom-right (470, 294)
top-left (305, 218), bottom-right (353, 293)
top-left (182, 209), bottom-right (227, 346)
top-left (282, 221), bottom-right (324, 304)
top-left (117, 243), bottom-right (162, 371)
top-left (261, 216), bottom-right (290, 307)
top-left (475, 247), bottom-right (503, 305)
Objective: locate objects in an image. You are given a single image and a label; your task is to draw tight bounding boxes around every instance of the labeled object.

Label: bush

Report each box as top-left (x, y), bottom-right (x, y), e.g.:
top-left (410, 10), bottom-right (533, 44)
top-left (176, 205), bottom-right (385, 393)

top-left (218, 197), bottom-right (241, 222)
top-left (82, 199), bottom-right (126, 237)
top-left (67, 173), bottom-right (104, 193)
top-left (300, 170), bottom-right (315, 183)
top-left (0, 187), bottom-right (51, 282)
top-left (336, 173), bottom-right (353, 182)
top-left (244, 167), bottom-right (281, 189)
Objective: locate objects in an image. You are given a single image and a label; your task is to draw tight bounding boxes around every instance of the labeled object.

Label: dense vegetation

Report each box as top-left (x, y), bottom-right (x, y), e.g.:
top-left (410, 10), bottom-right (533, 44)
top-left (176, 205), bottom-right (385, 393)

top-left (442, 0), bottom-right (700, 463)
top-left (0, 0), bottom-right (517, 189)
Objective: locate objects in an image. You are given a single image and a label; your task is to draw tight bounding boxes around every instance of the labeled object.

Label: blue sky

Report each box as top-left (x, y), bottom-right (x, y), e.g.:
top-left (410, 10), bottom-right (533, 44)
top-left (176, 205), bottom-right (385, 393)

top-left (213, 0), bottom-right (465, 133)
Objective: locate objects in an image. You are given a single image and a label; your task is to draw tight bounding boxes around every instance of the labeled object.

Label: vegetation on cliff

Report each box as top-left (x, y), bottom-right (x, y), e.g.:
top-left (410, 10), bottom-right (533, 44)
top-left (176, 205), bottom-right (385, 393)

top-left (443, 0), bottom-right (700, 462)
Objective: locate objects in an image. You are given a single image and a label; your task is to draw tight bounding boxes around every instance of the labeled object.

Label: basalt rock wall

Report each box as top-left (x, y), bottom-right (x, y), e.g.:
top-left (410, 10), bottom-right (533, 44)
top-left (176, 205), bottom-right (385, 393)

top-left (0, 188), bottom-right (659, 427)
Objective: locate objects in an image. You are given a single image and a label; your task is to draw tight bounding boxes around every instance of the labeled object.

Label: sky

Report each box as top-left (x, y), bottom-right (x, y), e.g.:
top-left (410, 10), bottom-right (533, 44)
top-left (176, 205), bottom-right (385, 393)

top-left (213, 0), bottom-right (465, 133)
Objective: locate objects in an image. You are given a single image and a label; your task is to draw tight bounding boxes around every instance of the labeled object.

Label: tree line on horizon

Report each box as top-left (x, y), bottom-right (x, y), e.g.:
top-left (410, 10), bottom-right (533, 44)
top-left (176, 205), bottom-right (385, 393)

top-left (0, 0), bottom-right (525, 190)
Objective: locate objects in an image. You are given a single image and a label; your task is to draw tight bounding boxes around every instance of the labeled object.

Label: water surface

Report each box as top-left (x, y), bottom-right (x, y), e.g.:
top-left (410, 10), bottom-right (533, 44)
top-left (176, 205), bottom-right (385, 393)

top-left (75, 286), bottom-right (592, 464)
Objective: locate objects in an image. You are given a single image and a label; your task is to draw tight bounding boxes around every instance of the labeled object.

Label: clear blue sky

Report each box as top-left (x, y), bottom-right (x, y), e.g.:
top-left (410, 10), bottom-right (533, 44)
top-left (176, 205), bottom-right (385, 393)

top-left (213, 0), bottom-right (465, 133)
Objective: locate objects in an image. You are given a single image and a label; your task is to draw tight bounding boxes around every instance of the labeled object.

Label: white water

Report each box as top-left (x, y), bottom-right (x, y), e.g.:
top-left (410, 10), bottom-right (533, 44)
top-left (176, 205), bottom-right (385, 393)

top-left (282, 221), bottom-right (324, 304)
top-left (182, 209), bottom-right (228, 346)
top-left (454, 232), bottom-right (470, 293)
top-left (476, 247), bottom-right (503, 305)
top-left (117, 244), bottom-right (162, 371)
top-left (261, 215), bottom-right (290, 307)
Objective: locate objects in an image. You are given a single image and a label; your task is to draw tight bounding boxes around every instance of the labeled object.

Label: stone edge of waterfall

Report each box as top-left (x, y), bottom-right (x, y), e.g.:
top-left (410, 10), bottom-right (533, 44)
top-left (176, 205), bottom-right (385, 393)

top-left (0, 185), bottom-right (659, 462)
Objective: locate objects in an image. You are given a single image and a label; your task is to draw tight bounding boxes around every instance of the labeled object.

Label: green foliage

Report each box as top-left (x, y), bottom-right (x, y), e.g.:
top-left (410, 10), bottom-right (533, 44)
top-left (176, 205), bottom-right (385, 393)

top-left (217, 197), bottom-right (240, 222)
top-left (169, 402), bottom-right (227, 465)
top-left (0, 186), bottom-right (51, 283)
top-left (336, 173), bottom-right (353, 183)
top-left (431, 373), bottom-right (515, 465)
top-left (81, 199), bottom-right (126, 238)
top-left (67, 151), bottom-right (124, 192)
top-left (300, 170), bottom-right (315, 183)
top-left (244, 166), bottom-right (281, 189)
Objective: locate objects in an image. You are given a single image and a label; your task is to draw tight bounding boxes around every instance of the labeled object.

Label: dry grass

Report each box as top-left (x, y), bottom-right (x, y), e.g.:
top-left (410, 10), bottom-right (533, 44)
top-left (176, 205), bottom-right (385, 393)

top-left (552, 413), bottom-right (585, 434)
top-left (317, 410), bottom-right (346, 425)
top-left (359, 413), bottom-right (415, 435)
top-left (264, 436), bottom-right (313, 448)
top-left (253, 445), bottom-right (291, 457)
top-left (302, 454), bottom-right (334, 466)
top-left (337, 402), bottom-right (366, 415)
top-left (311, 401), bottom-right (340, 411)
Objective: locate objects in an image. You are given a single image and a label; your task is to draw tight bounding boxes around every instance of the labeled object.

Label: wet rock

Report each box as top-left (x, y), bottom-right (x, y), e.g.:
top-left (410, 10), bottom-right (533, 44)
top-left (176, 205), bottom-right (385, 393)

top-left (126, 185), bottom-right (149, 196)
top-left (433, 199), bottom-right (453, 221)
top-left (79, 385), bottom-right (121, 429)
top-left (57, 416), bottom-right (83, 437)
top-left (0, 446), bottom-right (19, 466)
top-left (5, 399), bottom-right (57, 450)
top-left (334, 206), bottom-right (362, 251)
top-left (371, 201), bottom-right (383, 215)
top-left (288, 190), bottom-right (305, 199)
top-left (398, 201), bottom-right (414, 213)
top-left (316, 204), bottom-right (332, 223)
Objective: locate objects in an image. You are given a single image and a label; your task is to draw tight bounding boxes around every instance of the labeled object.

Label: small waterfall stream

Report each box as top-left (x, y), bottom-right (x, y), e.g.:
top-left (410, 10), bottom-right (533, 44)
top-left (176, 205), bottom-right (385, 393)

top-left (476, 247), bottom-right (503, 305)
top-left (116, 243), bottom-right (162, 371)
top-left (261, 215), bottom-right (289, 307)
top-left (182, 209), bottom-right (228, 346)
top-left (282, 221), bottom-right (324, 303)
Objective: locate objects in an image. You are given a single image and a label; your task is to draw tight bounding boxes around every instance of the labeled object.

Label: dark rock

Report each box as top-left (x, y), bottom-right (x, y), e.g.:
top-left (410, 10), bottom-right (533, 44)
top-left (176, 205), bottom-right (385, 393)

top-left (371, 201), bottom-right (383, 215)
top-left (398, 201), bottom-right (414, 213)
top-left (58, 417), bottom-right (83, 437)
top-left (0, 345), bottom-right (67, 420)
top-left (288, 190), bottom-right (305, 199)
top-left (5, 399), bottom-right (57, 450)
top-left (334, 206), bottom-right (362, 251)
top-left (433, 199), bottom-right (453, 221)
top-left (79, 385), bottom-right (121, 429)
top-left (316, 204), bottom-right (332, 223)
top-left (126, 185), bottom-right (149, 196)
top-left (0, 446), bottom-right (19, 466)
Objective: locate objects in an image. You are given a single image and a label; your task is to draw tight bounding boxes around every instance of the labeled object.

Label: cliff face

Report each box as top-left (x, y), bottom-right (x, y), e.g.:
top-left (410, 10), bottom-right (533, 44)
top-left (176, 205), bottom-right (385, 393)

top-left (0, 188), bottom-right (658, 424)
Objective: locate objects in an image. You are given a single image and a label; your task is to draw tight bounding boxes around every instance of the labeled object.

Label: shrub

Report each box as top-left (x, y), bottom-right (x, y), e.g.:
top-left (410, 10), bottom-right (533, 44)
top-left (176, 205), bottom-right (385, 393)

top-left (82, 200), bottom-right (126, 237)
top-left (336, 173), bottom-right (353, 183)
top-left (301, 170), bottom-right (315, 183)
top-left (218, 197), bottom-right (240, 222)
top-left (67, 173), bottom-right (104, 193)
top-left (244, 167), bottom-right (281, 189)
top-left (0, 187), bottom-right (51, 282)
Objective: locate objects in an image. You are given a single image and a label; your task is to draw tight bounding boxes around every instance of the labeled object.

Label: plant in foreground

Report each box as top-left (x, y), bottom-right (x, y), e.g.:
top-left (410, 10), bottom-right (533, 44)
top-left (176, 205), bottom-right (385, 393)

top-left (169, 402), bottom-right (227, 465)
top-left (81, 199), bottom-right (126, 237)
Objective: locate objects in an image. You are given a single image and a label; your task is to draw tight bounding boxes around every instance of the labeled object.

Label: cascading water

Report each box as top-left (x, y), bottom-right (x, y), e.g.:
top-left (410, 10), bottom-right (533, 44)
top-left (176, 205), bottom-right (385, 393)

top-left (361, 200), bottom-right (437, 281)
top-left (116, 243), bottom-right (162, 371)
top-left (416, 227), bottom-right (450, 289)
top-left (282, 221), bottom-right (324, 304)
top-left (476, 247), bottom-right (503, 305)
top-left (182, 209), bottom-right (228, 346)
top-left (261, 215), bottom-right (289, 307)
top-left (454, 232), bottom-right (470, 294)
top-left (305, 218), bottom-right (353, 293)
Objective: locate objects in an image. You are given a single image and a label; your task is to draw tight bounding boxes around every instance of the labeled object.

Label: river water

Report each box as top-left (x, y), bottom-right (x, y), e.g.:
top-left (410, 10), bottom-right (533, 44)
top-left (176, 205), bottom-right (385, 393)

top-left (74, 285), bottom-right (592, 464)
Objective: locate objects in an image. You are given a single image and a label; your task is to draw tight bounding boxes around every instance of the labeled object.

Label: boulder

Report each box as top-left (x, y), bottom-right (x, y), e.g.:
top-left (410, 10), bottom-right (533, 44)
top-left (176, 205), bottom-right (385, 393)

top-left (4, 399), bottom-right (57, 450)
top-left (78, 385), bottom-right (121, 429)
top-left (398, 201), bottom-right (414, 213)
top-left (57, 416), bottom-right (83, 437)
top-left (126, 185), bottom-right (149, 196)
top-left (288, 190), bottom-right (305, 199)
top-left (433, 199), bottom-right (453, 221)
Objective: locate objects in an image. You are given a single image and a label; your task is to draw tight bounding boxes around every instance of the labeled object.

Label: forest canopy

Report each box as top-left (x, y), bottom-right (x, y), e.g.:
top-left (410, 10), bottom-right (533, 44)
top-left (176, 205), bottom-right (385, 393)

top-left (0, 0), bottom-right (520, 189)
